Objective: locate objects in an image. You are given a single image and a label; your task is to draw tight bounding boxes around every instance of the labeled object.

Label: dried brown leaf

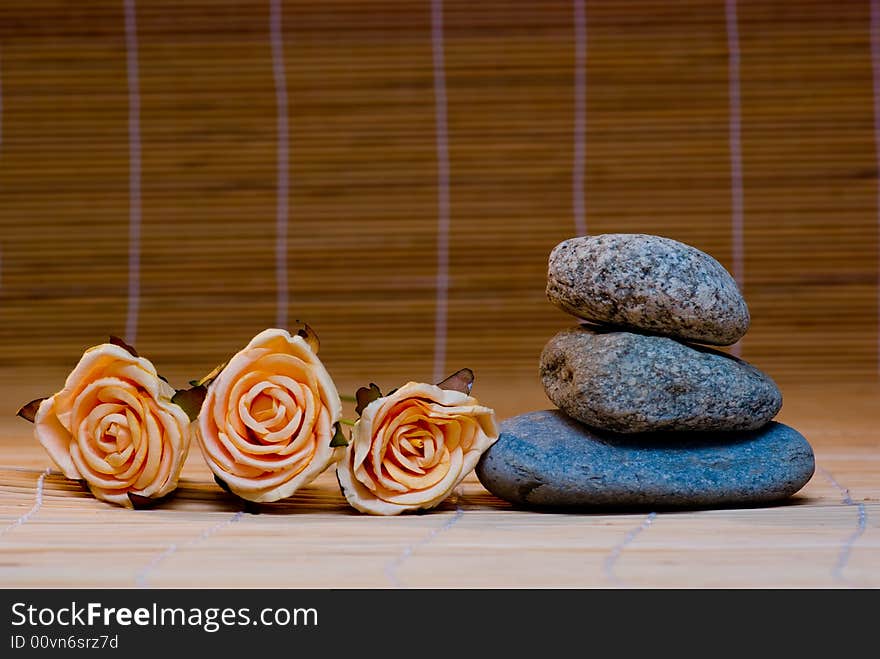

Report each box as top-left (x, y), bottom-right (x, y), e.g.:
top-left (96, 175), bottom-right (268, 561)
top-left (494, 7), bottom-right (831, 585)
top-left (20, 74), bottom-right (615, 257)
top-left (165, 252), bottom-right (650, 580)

top-left (354, 383), bottom-right (383, 417)
top-left (16, 398), bottom-right (46, 423)
top-left (171, 385), bottom-right (207, 422)
top-left (109, 335), bottom-right (139, 358)
top-left (436, 368), bottom-right (475, 395)
top-left (128, 491), bottom-right (174, 509)
top-left (293, 321), bottom-right (320, 354)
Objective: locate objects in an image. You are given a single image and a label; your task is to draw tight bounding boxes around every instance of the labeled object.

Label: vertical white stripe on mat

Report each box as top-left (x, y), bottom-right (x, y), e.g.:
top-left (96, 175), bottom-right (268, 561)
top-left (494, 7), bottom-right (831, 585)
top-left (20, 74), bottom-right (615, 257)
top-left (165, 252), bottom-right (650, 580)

top-left (602, 512), bottom-right (656, 586)
top-left (136, 510), bottom-right (245, 587)
top-left (0, 0), bottom-right (3, 290)
top-left (385, 503), bottom-right (464, 588)
top-left (725, 0), bottom-right (745, 358)
top-left (431, 0), bottom-right (450, 383)
top-left (572, 0), bottom-right (587, 237)
top-left (0, 48), bottom-right (4, 152)
top-left (871, 0), bottom-right (880, 373)
top-left (0, 468), bottom-right (52, 537)
top-left (124, 0), bottom-right (142, 345)
top-left (818, 467), bottom-right (868, 584)
top-left (270, 0), bottom-right (290, 329)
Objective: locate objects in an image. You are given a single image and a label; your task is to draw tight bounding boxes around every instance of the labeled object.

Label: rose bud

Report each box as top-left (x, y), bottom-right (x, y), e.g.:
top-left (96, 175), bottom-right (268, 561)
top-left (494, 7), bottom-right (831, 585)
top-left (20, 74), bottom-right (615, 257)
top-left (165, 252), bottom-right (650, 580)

top-left (19, 339), bottom-right (191, 508)
top-left (194, 327), bottom-right (344, 503)
top-left (337, 375), bottom-right (499, 515)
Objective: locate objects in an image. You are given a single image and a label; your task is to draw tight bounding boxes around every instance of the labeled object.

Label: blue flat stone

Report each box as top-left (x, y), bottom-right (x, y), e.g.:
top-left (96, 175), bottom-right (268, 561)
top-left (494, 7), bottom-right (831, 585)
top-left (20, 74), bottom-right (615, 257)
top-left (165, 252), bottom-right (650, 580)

top-left (476, 410), bottom-right (815, 509)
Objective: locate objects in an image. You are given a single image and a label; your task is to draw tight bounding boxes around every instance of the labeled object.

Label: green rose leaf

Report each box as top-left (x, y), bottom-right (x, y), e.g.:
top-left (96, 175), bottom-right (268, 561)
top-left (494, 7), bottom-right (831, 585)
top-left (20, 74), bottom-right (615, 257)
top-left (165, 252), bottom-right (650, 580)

top-left (189, 361), bottom-right (227, 388)
top-left (329, 422), bottom-right (349, 447)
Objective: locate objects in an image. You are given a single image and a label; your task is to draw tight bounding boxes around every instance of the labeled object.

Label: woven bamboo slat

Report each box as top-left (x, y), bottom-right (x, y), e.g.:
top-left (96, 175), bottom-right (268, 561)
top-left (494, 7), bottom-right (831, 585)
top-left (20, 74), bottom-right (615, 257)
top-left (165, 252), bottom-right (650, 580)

top-left (0, 0), bottom-right (877, 587)
top-left (0, 382), bottom-right (877, 588)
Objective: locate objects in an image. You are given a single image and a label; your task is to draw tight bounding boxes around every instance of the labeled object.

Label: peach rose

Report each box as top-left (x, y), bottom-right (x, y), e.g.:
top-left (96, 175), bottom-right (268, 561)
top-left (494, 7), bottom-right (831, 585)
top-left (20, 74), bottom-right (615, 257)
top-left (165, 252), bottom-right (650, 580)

top-left (30, 343), bottom-right (191, 508)
top-left (337, 381), bottom-right (499, 515)
top-left (195, 328), bottom-right (343, 503)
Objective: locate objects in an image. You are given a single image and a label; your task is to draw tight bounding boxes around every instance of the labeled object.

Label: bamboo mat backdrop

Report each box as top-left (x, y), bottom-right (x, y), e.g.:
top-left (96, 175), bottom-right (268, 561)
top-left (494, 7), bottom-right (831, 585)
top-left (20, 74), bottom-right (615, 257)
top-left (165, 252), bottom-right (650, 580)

top-left (0, 0), bottom-right (878, 394)
top-left (0, 0), bottom-right (879, 589)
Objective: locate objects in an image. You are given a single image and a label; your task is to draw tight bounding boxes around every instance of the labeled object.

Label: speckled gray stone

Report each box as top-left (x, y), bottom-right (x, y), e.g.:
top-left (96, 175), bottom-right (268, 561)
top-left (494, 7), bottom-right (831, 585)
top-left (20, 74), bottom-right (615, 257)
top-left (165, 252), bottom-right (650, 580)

top-left (540, 325), bottom-right (782, 433)
top-left (547, 234), bottom-right (750, 346)
top-left (476, 411), bottom-right (815, 509)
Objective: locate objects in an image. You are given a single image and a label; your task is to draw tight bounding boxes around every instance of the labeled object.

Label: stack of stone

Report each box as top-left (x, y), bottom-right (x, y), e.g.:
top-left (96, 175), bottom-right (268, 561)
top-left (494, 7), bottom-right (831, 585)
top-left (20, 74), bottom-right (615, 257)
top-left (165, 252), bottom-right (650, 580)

top-left (478, 234), bottom-right (815, 509)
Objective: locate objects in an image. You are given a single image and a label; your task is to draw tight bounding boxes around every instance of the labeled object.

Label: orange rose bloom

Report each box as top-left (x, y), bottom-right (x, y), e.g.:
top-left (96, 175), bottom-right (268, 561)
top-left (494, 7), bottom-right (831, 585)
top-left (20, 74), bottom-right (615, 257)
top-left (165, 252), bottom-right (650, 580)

top-left (33, 343), bottom-right (191, 508)
top-left (337, 382), bottom-right (499, 515)
top-left (195, 328), bottom-right (343, 502)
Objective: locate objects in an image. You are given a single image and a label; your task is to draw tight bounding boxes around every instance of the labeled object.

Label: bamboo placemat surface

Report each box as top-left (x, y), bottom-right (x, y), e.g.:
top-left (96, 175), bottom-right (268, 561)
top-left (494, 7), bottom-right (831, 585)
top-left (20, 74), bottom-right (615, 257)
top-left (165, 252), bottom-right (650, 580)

top-left (1, 378), bottom-right (877, 588)
top-left (1, 0), bottom-right (878, 588)
top-left (1, 0), bottom-right (878, 385)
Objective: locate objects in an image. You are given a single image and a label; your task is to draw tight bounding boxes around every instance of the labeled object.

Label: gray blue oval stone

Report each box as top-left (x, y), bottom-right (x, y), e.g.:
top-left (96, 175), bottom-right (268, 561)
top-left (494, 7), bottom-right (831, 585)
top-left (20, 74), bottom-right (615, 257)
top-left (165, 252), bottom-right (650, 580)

top-left (546, 233), bottom-right (750, 346)
top-left (541, 325), bottom-right (782, 434)
top-left (476, 411), bottom-right (815, 509)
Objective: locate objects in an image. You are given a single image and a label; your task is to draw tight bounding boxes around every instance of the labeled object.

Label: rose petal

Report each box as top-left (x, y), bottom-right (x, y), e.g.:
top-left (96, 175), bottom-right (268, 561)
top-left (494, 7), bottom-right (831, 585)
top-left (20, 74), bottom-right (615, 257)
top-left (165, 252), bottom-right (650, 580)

top-left (338, 381), bottom-right (499, 515)
top-left (385, 449), bottom-right (450, 490)
top-left (54, 344), bottom-right (165, 427)
top-left (33, 397), bottom-right (79, 479)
